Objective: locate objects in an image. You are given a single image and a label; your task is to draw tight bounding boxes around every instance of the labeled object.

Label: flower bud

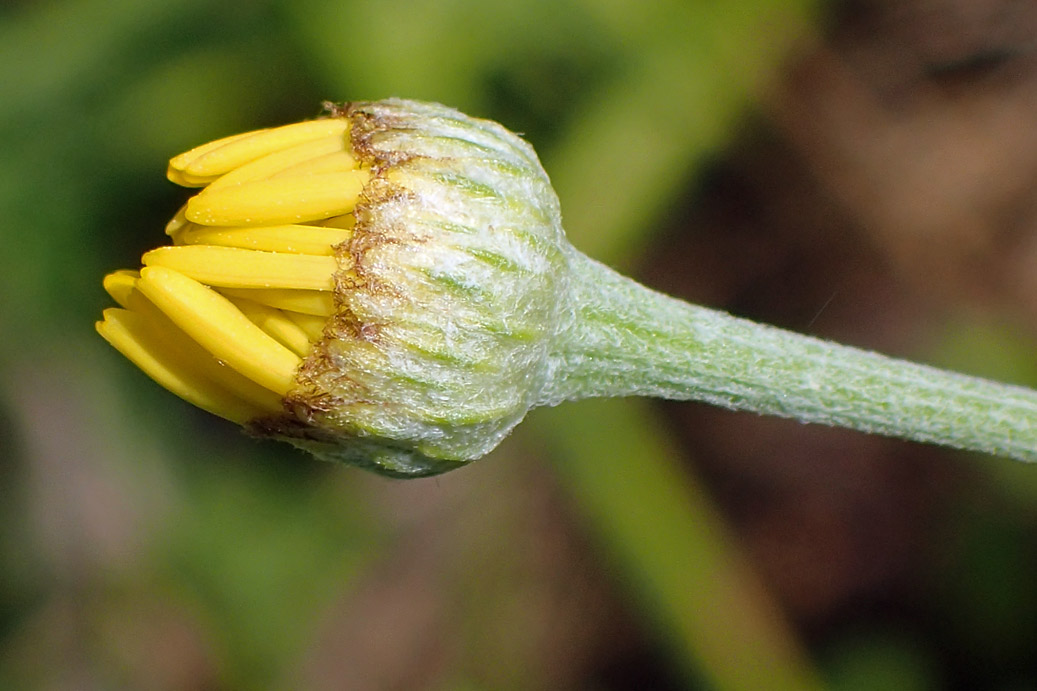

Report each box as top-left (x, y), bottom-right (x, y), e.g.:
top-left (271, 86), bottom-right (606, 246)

top-left (97, 99), bottom-right (569, 476)
top-left (98, 99), bottom-right (1037, 471)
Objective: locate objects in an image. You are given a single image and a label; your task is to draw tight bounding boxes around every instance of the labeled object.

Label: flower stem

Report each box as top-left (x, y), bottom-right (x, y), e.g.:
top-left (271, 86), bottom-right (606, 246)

top-left (543, 250), bottom-right (1037, 462)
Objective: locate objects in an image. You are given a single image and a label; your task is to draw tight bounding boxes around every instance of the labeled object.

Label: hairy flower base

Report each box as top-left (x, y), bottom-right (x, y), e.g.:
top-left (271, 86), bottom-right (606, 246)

top-left (98, 117), bottom-right (367, 425)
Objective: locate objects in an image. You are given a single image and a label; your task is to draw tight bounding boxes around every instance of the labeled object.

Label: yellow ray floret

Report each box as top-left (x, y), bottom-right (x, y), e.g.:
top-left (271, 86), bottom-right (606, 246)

top-left (135, 266), bottom-right (301, 396)
top-left (218, 288), bottom-right (336, 316)
top-left (165, 205), bottom-right (190, 237)
top-left (172, 223), bottom-right (352, 255)
top-left (96, 309), bottom-right (280, 424)
top-left (142, 245), bottom-right (338, 291)
top-left (102, 114), bottom-right (371, 427)
top-left (102, 269), bottom-right (141, 307)
top-left (169, 119), bottom-right (350, 186)
top-left (205, 135), bottom-right (356, 190)
top-left (272, 150), bottom-right (360, 179)
top-left (102, 271), bottom-right (288, 412)
top-left (313, 213), bottom-right (357, 230)
top-left (284, 310), bottom-right (329, 342)
top-left (185, 170), bottom-right (370, 226)
top-left (231, 297), bottom-right (317, 357)
top-left (166, 131), bottom-right (260, 187)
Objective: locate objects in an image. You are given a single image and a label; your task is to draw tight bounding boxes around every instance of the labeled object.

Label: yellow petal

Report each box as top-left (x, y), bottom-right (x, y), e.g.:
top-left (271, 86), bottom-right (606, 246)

top-left (231, 297), bottom-right (317, 357)
top-left (218, 288), bottom-right (335, 316)
top-left (165, 205), bottom-right (191, 236)
top-left (284, 310), bottom-right (328, 342)
top-left (136, 266), bottom-right (301, 395)
top-left (272, 150), bottom-right (360, 179)
top-left (102, 270), bottom-right (141, 307)
top-left (185, 170), bottom-right (370, 226)
top-left (206, 135), bottom-right (355, 190)
top-left (173, 224), bottom-right (352, 255)
top-left (97, 309), bottom-right (277, 424)
top-left (142, 246), bottom-right (338, 291)
top-left (311, 213), bottom-right (357, 230)
top-left (168, 169), bottom-right (223, 188)
top-left (167, 130), bottom-right (258, 187)
top-left (174, 119), bottom-right (349, 182)
top-left (116, 291), bottom-right (287, 413)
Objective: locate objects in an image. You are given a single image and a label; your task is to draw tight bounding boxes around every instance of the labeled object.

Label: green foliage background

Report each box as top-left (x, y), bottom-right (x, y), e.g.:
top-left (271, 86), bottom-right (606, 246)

top-left (2, 1), bottom-right (1034, 689)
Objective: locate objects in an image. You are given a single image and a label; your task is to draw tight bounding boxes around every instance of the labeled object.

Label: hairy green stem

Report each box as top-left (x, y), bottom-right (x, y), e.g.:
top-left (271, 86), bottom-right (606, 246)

top-left (543, 250), bottom-right (1037, 461)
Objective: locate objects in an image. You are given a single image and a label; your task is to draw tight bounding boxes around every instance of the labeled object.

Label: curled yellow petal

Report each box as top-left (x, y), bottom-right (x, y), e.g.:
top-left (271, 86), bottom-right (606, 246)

top-left (206, 135), bottom-right (356, 190)
top-left (218, 288), bottom-right (336, 316)
top-left (167, 131), bottom-right (258, 187)
top-left (135, 266), bottom-right (301, 395)
top-left (284, 310), bottom-right (328, 342)
top-left (312, 213), bottom-right (357, 230)
top-left (272, 150), bottom-right (360, 179)
top-left (142, 245), bottom-right (338, 291)
top-left (173, 223), bottom-right (352, 255)
top-left (165, 205), bottom-right (190, 237)
top-left (114, 290), bottom-right (286, 413)
top-left (102, 270), bottom-right (141, 307)
top-left (231, 297), bottom-right (316, 357)
top-left (172, 119), bottom-right (349, 183)
top-left (185, 170), bottom-right (370, 226)
top-left (97, 309), bottom-right (278, 424)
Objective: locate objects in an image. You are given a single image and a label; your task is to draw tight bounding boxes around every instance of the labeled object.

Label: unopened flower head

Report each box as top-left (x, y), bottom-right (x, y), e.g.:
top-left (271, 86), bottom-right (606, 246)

top-left (99, 99), bottom-right (1037, 474)
top-left (98, 99), bottom-right (569, 477)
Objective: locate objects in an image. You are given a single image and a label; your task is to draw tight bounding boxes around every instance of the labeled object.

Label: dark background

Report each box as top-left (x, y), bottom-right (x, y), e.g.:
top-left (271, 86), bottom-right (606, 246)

top-left (1, 0), bottom-right (1035, 688)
